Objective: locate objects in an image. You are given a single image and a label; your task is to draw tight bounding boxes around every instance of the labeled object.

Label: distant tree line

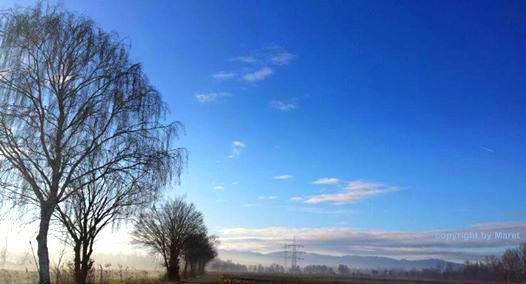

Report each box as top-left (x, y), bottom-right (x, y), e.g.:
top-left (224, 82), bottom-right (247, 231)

top-left (250, 264), bottom-right (286, 274)
top-left (209, 243), bottom-right (526, 283)
top-left (391, 243), bottom-right (526, 283)
top-left (208, 259), bottom-right (249, 273)
top-left (460, 243), bottom-right (526, 282)
top-left (303, 265), bottom-right (336, 275)
top-left (208, 260), bottom-right (340, 275)
top-left (208, 260), bottom-right (290, 274)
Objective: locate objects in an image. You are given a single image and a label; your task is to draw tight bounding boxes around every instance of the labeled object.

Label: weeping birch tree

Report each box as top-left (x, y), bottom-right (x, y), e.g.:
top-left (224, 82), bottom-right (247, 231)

top-left (0, 5), bottom-right (182, 284)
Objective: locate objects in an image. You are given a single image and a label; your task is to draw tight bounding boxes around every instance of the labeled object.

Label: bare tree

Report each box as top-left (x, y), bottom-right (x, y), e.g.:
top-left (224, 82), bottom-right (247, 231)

top-left (337, 264), bottom-right (351, 276)
top-left (55, 146), bottom-right (183, 284)
top-left (131, 198), bottom-right (206, 282)
top-left (182, 233), bottom-right (217, 277)
top-left (0, 4), bottom-right (180, 284)
top-left (520, 243), bottom-right (526, 276)
top-left (502, 248), bottom-right (521, 282)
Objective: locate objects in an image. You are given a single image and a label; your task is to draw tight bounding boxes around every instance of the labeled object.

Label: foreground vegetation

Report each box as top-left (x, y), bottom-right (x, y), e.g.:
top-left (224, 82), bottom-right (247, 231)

top-left (0, 267), bottom-right (163, 284)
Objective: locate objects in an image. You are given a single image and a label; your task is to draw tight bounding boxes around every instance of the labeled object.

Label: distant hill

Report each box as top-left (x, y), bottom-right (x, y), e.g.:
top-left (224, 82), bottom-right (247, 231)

top-left (2, 249), bottom-right (462, 272)
top-left (218, 250), bottom-right (463, 271)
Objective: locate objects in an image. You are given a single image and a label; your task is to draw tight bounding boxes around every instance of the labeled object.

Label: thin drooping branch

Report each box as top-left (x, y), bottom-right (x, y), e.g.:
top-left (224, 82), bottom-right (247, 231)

top-left (0, 4), bottom-right (185, 284)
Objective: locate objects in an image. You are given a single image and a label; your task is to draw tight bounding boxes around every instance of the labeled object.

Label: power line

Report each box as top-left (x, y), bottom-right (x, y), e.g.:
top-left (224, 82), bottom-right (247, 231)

top-left (284, 236), bottom-right (304, 272)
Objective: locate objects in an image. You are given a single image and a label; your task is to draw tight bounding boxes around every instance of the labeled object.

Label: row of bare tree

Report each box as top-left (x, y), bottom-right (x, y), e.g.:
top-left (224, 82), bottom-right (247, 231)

top-left (347, 244), bottom-right (526, 283)
top-left (361, 244), bottom-right (526, 283)
top-left (461, 244), bottom-right (526, 282)
top-left (0, 3), bottom-right (192, 284)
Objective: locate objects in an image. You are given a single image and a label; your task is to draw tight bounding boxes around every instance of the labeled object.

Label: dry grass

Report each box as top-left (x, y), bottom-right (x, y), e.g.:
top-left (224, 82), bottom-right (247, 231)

top-left (0, 269), bottom-right (37, 284)
top-left (107, 280), bottom-right (164, 284)
top-left (0, 266), bottom-right (163, 284)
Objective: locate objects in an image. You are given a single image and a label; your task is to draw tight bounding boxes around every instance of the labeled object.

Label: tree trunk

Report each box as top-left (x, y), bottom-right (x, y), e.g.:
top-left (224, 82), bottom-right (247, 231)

top-left (190, 261), bottom-right (196, 277)
top-left (199, 260), bottom-right (205, 275)
top-left (167, 255), bottom-right (180, 282)
top-left (73, 267), bottom-right (88, 284)
top-left (167, 263), bottom-right (179, 281)
top-left (36, 205), bottom-right (53, 284)
top-left (72, 239), bottom-right (93, 284)
top-left (73, 246), bottom-right (90, 284)
top-left (183, 260), bottom-right (188, 278)
top-left (78, 265), bottom-right (88, 284)
top-left (74, 243), bottom-right (82, 284)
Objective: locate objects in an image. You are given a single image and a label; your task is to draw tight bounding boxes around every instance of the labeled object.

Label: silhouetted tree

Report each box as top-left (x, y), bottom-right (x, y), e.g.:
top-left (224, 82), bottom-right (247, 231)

top-left (520, 243), bottom-right (526, 276)
top-left (502, 249), bottom-right (521, 282)
top-left (289, 265), bottom-right (302, 274)
top-left (266, 263), bottom-right (285, 273)
top-left (131, 198), bottom-right (206, 281)
top-left (182, 233), bottom-right (217, 277)
top-left (304, 265), bottom-right (335, 275)
top-left (337, 264), bottom-right (351, 275)
top-left (0, 4), bottom-right (180, 284)
top-left (208, 259), bottom-right (248, 273)
top-left (56, 148), bottom-right (182, 284)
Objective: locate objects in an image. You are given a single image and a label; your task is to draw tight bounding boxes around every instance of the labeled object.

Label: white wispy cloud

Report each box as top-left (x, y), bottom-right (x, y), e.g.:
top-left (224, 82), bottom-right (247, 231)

top-left (272, 174), bottom-right (293, 180)
top-left (270, 99), bottom-right (297, 111)
top-left (287, 206), bottom-right (352, 215)
top-left (217, 221), bottom-right (526, 261)
top-left (218, 47), bottom-right (295, 84)
top-left (228, 46), bottom-right (295, 67)
top-left (258, 196), bottom-right (278, 200)
top-left (213, 185), bottom-right (225, 191)
top-left (211, 72), bottom-right (236, 80)
top-left (243, 67), bottom-right (273, 82)
top-left (271, 51), bottom-right (296, 65)
top-left (227, 55), bottom-right (259, 64)
top-left (480, 146), bottom-right (495, 153)
top-left (194, 92), bottom-right (230, 103)
top-left (303, 180), bottom-right (398, 204)
top-left (241, 203), bottom-right (257, 208)
top-left (228, 140), bottom-right (247, 159)
top-left (312, 177), bottom-right (340, 185)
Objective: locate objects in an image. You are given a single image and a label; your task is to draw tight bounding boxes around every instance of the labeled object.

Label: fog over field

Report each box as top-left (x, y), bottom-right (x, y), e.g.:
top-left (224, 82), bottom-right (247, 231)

top-left (2, 215), bottom-right (525, 270)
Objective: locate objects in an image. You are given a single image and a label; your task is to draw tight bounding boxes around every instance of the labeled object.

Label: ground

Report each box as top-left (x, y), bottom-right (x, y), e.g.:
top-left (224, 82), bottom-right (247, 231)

top-left (201, 273), bottom-right (524, 284)
top-left (180, 273), bottom-right (221, 284)
top-left (2, 270), bottom-right (523, 284)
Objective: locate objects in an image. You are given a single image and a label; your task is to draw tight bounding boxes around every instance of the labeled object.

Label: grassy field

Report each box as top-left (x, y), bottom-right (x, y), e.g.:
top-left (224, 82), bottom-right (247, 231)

top-left (2, 271), bottom-right (523, 284)
top-left (218, 273), bottom-right (520, 284)
top-left (0, 268), bottom-right (164, 284)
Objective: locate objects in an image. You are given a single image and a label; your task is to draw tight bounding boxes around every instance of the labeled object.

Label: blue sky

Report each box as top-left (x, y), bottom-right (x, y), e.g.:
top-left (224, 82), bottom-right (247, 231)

top-left (2, 0), bottom-right (526, 260)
